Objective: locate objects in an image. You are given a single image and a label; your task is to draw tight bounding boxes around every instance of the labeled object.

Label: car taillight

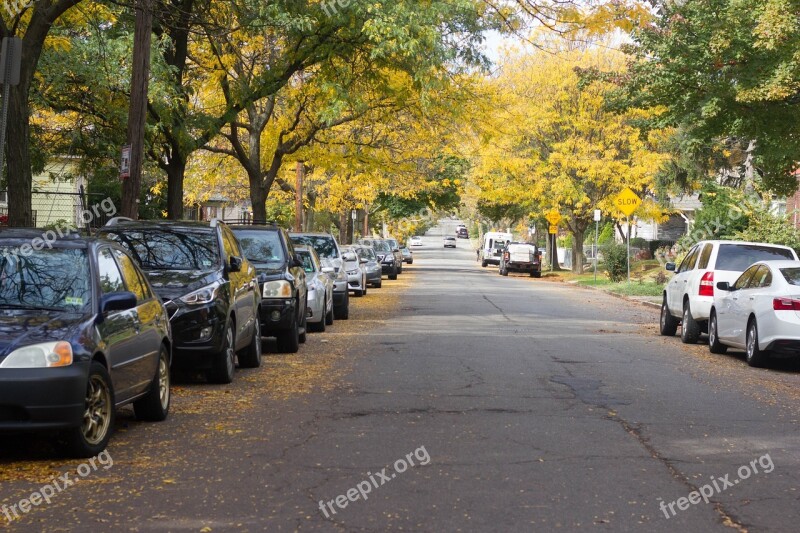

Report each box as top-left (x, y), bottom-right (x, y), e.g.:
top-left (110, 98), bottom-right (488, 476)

top-left (504, 252), bottom-right (509, 260)
top-left (699, 271), bottom-right (714, 297)
top-left (773, 298), bottom-right (800, 311)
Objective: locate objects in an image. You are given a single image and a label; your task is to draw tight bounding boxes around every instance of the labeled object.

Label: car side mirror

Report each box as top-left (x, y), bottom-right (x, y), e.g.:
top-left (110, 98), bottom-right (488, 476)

top-left (292, 254), bottom-right (304, 268)
top-left (359, 258), bottom-right (368, 264)
top-left (716, 281), bottom-right (732, 291)
top-left (229, 256), bottom-right (243, 273)
top-left (99, 291), bottom-right (137, 316)
top-left (393, 248), bottom-right (400, 253)
top-left (322, 266), bottom-right (335, 274)
top-left (665, 262), bottom-right (676, 272)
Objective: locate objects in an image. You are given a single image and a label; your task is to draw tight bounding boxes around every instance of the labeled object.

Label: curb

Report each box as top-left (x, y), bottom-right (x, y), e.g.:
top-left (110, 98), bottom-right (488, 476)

top-left (564, 279), bottom-right (662, 309)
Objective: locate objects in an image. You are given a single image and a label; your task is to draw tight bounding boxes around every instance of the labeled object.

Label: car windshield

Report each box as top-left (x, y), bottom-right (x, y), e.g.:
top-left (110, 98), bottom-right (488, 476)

top-left (234, 230), bottom-right (286, 265)
top-left (291, 235), bottom-right (339, 259)
top-left (371, 240), bottom-right (391, 252)
top-left (0, 248), bottom-right (91, 311)
top-left (296, 251), bottom-right (317, 273)
top-left (104, 229), bottom-right (220, 271)
top-left (386, 239), bottom-right (399, 248)
top-left (357, 247), bottom-right (375, 261)
top-left (714, 244), bottom-right (795, 271)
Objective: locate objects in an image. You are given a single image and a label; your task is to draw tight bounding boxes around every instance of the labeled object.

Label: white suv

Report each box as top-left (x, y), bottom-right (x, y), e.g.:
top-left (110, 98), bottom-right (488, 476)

top-left (661, 240), bottom-right (798, 343)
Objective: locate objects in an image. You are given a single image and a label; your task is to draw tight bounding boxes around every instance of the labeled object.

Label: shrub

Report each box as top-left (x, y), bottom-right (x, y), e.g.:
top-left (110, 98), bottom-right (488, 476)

top-left (602, 242), bottom-right (628, 282)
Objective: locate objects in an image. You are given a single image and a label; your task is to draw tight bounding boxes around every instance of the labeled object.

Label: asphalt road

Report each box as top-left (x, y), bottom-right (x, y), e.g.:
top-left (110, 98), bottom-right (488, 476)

top-left (2, 222), bottom-right (800, 532)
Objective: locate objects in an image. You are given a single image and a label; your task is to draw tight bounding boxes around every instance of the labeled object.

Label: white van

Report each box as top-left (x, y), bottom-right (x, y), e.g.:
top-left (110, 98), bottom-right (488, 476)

top-left (479, 231), bottom-right (513, 267)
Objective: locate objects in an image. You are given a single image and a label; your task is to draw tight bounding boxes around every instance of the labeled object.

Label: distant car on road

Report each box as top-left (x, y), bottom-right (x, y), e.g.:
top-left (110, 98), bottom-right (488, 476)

top-left (443, 236), bottom-right (457, 248)
top-left (456, 227), bottom-right (468, 239)
top-left (0, 230), bottom-right (172, 457)
top-left (660, 240), bottom-right (799, 344)
top-left (400, 246), bottom-right (413, 264)
top-left (709, 260), bottom-right (800, 367)
top-left (409, 236), bottom-right (423, 247)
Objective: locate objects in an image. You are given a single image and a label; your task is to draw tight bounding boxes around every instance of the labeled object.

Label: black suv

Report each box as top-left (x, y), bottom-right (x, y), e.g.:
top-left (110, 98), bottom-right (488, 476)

top-left (231, 224), bottom-right (307, 353)
top-left (98, 220), bottom-right (261, 383)
top-left (0, 229), bottom-right (172, 457)
top-left (359, 238), bottom-right (399, 280)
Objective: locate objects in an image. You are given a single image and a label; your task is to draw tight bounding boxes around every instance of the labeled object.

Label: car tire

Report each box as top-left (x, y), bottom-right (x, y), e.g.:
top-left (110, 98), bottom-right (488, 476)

top-left (308, 301), bottom-right (328, 333)
top-left (397, 264), bottom-right (403, 274)
top-left (481, 260), bottom-right (488, 267)
top-left (362, 283), bottom-right (368, 296)
top-left (533, 271), bottom-right (542, 278)
top-left (134, 345), bottom-right (171, 421)
top-left (298, 311), bottom-right (307, 344)
top-left (680, 302), bottom-right (700, 344)
top-left (276, 315), bottom-right (300, 353)
top-left (64, 361), bottom-right (115, 458)
top-left (659, 297), bottom-right (679, 336)
top-left (335, 291), bottom-right (349, 320)
top-left (746, 319), bottom-right (769, 367)
top-left (238, 319), bottom-right (262, 368)
top-left (209, 322), bottom-right (236, 384)
top-left (408, 259), bottom-right (413, 265)
top-left (708, 311), bottom-right (728, 354)
top-left (389, 265), bottom-right (398, 280)
top-left (373, 280), bottom-right (382, 289)
top-left (500, 267), bottom-right (508, 276)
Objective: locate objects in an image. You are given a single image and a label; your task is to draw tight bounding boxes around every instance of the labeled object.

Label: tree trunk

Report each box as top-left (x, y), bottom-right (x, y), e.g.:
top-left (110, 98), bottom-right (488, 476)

top-left (249, 174), bottom-right (268, 223)
top-left (165, 156), bottom-right (186, 219)
top-left (572, 227), bottom-right (586, 274)
top-left (339, 211), bottom-right (347, 244)
top-left (6, 87), bottom-right (33, 226)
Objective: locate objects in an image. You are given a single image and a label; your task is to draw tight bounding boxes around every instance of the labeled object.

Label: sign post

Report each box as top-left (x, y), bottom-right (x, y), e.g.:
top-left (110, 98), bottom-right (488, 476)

top-left (614, 188), bottom-right (641, 284)
top-left (545, 209), bottom-right (562, 271)
top-left (593, 209), bottom-right (601, 283)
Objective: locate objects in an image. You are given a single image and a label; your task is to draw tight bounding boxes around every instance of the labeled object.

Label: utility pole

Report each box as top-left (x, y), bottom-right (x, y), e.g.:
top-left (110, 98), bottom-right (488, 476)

top-left (121, 0), bottom-right (153, 219)
top-left (295, 161), bottom-right (304, 230)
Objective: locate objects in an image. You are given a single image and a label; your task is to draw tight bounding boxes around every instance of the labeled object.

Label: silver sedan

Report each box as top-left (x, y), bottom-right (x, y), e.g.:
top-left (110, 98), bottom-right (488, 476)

top-left (710, 260), bottom-right (800, 366)
top-left (295, 246), bottom-right (334, 333)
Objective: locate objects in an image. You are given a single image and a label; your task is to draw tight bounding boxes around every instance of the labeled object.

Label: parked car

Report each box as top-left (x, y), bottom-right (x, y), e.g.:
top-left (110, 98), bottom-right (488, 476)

top-left (382, 238), bottom-right (404, 274)
top-left (290, 232), bottom-right (350, 320)
top-left (0, 229), bottom-right (172, 457)
top-left (231, 224), bottom-right (307, 353)
top-left (499, 242), bottom-right (541, 277)
top-left (409, 236), bottom-right (423, 247)
top-left (358, 238), bottom-right (399, 280)
top-left (443, 236), bottom-right (457, 248)
top-left (400, 246), bottom-right (413, 264)
top-left (479, 232), bottom-right (512, 266)
top-left (295, 246), bottom-right (334, 332)
top-left (341, 246), bottom-right (368, 297)
top-left (352, 244), bottom-right (382, 288)
top-left (709, 260), bottom-right (800, 366)
top-left (99, 219), bottom-right (261, 383)
top-left (660, 240), bottom-right (798, 344)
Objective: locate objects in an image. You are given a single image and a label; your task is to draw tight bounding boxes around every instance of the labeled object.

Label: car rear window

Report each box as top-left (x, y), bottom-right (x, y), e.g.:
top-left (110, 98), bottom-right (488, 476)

top-left (104, 229), bottom-right (220, 271)
top-left (234, 229), bottom-right (286, 265)
top-left (713, 244), bottom-right (795, 271)
top-left (291, 235), bottom-right (339, 259)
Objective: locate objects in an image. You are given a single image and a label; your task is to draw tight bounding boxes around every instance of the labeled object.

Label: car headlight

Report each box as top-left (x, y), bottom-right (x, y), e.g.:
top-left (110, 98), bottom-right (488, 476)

top-left (336, 268), bottom-right (346, 281)
top-left (180, 280), bottom-right (223, 305)
top-left (0, 341), bottom-right (73, 368)
top-left (263, 280), bottom-right (293, 298)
